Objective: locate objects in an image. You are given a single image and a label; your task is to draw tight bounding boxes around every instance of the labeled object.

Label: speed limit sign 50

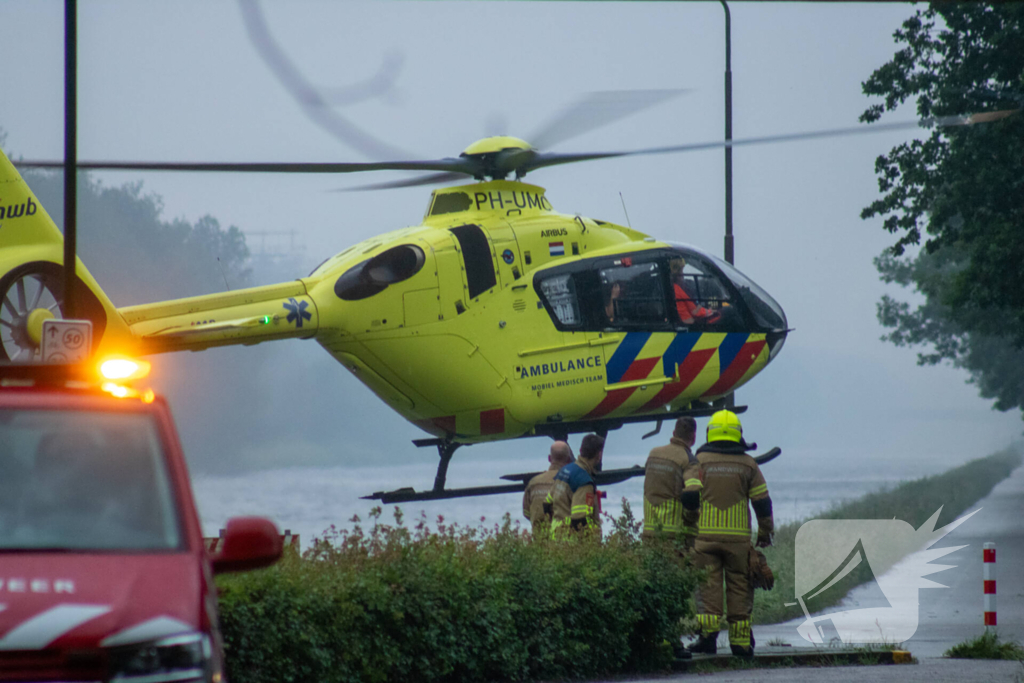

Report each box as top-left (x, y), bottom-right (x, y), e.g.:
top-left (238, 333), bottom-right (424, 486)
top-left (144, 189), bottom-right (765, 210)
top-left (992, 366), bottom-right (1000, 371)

top-left (41, 319), bottom-right (93, 364)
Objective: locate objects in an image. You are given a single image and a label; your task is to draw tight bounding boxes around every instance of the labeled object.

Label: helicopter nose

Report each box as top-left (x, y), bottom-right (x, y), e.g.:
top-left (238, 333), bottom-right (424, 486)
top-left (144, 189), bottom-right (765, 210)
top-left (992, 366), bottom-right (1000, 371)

top-left (766, 329), bottom-right (787, 362)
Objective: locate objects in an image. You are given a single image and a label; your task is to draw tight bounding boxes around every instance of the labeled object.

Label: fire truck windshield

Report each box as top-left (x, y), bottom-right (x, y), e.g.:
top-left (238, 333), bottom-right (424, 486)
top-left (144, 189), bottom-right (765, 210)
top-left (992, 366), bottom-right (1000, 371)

top-left (0, 410), bottom-right (182, 551)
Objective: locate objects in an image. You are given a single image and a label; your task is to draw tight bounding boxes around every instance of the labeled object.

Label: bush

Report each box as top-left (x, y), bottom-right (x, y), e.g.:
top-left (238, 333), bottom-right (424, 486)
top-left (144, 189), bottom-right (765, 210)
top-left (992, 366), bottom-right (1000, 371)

top-left (217, 503), bottom-right (698, 683)
top-left (944, 631), bottom-right (1024, 660)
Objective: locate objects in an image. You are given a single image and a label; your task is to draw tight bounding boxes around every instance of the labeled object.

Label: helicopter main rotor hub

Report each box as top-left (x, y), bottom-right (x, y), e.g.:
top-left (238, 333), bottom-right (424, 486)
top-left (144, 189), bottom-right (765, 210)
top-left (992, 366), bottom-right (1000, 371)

top-left (460, 136), bottom-right (536, 181)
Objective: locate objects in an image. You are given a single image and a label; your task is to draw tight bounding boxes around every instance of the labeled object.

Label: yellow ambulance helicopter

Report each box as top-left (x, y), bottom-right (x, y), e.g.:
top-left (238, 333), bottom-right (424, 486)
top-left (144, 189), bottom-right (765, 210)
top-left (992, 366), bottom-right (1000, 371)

top-left (2, 108), bottom-right (1003, 501)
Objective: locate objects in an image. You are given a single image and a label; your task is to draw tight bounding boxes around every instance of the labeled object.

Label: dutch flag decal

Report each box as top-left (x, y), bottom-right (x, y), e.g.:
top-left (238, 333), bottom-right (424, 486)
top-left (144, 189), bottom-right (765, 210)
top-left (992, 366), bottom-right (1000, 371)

top-left (549, 242), bottom-right (565, 257)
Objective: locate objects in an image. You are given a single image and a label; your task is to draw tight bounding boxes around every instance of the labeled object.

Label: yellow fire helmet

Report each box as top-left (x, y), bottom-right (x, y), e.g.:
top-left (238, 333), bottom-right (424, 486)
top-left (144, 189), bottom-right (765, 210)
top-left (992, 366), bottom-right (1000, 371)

top-left (707, 409), bottom-right (743, 443)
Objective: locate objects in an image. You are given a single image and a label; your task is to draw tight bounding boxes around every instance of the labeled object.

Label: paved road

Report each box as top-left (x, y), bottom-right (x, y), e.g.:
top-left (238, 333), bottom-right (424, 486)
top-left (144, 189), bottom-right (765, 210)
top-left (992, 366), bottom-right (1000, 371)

top-left (634, 462), bottom-right (1024, 680)
top-left (626, 658), bottom-right (1024, 683)
top-left (752, 461), bottom-right (1024, 658)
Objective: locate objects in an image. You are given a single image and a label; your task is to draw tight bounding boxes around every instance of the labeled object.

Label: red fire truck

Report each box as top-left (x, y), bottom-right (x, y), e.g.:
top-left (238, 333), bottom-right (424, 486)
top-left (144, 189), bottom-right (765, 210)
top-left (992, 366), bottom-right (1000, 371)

top-left (0, 359), bottom-right (281, 682)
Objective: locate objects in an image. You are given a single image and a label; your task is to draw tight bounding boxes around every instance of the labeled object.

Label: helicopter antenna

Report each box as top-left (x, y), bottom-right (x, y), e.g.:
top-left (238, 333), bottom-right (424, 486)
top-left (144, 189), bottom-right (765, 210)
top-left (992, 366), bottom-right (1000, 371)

top-left (216, 256), bottom-right (231, 292)
top-left (619, 192), bottom-right (632, 229)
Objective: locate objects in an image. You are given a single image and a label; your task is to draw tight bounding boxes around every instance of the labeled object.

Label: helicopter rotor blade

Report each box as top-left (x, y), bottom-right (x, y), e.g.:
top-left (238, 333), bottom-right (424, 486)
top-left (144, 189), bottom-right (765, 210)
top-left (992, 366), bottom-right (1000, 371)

top-left (528, 89), bottom-right (690, 151)
top-left (517, 109), bottom-right (1021, 175)
top-left (332, 171), bottom-right (469, 191)
top-left (14, 110), bottom-right (1015, 186)
top-left (13, 158), bottom-right (479, 175)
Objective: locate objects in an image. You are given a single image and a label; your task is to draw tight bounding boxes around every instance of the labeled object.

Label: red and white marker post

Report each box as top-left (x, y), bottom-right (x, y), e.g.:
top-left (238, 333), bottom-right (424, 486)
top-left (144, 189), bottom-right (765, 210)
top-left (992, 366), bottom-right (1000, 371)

top-left (983, 542), bottom-right (996, 628)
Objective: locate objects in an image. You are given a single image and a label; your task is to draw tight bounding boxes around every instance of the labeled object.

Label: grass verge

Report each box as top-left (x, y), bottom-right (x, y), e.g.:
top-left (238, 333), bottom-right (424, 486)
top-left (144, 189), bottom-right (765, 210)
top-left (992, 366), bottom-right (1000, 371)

top-left (754, 446), bottom-right (1022, 625)
top-left (944, 631), bottom-right (1024, 660)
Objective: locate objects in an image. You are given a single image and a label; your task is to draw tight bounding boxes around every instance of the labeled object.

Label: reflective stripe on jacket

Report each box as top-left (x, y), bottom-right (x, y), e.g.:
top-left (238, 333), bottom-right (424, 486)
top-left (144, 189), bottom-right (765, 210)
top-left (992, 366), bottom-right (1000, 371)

top-left (546, 458), bottom-right (600, 537)
top-left (694, 441), bottom-right (771, 543)
top-left (643, 437), bottom-right (702, 538)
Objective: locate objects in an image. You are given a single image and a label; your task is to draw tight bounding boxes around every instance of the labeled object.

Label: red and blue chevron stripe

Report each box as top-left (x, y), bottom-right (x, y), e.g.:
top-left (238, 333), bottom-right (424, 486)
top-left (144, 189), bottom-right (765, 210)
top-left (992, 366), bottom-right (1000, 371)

top-left (586, 331), bottom-right (766, 419)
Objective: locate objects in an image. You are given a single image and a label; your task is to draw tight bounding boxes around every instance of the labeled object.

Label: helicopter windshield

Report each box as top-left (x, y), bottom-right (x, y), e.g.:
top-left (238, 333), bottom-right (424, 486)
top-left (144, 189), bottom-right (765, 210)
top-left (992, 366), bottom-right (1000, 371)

top-left (669, 245), bottom-right (787, 331)
top-left (534, 245), bottom-right (787, 334)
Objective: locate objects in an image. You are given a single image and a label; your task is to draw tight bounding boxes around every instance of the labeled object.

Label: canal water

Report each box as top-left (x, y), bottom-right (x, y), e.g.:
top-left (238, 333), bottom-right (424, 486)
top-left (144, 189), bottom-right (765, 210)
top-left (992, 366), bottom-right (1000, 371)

top-left (193, 449), bottom-right (941, 548)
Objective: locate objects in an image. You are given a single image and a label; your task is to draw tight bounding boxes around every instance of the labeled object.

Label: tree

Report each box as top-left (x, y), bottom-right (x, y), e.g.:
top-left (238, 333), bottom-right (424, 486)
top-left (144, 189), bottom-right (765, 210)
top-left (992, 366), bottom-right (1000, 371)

top-left (875, 246), bottom-right (1024, 416)
top-left (862, 4), bottom-right (1024, 417)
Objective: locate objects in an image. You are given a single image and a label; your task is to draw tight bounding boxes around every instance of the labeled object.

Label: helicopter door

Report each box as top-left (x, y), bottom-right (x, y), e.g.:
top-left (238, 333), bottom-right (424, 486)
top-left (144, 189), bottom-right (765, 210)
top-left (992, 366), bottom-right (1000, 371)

top-left (484, 221), bottom-right (523, 288)
top-left (449, 224), bottom-right (498, 304)
top-left (433, 233), bottom-right (467, 319)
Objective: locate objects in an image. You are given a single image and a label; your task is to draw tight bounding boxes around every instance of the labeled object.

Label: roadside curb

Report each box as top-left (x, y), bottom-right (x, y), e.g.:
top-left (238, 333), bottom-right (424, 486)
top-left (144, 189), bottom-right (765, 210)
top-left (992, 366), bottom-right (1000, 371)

top-left (671, 648), bottom-right (914, 672)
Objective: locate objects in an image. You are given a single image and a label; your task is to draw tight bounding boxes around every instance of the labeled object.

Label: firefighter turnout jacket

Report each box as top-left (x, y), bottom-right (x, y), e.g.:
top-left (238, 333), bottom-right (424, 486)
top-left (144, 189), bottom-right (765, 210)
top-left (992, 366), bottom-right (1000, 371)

top-left (545, 458), bottom-right (601, 537)
top-left (643, 436), bottom-right (703, 541)
top-left (695, 441), bottom-right (774, 544)
top-left (523, 463), bottom-right (561, 537)
top-left (693, 439), bottom-right (775, 652)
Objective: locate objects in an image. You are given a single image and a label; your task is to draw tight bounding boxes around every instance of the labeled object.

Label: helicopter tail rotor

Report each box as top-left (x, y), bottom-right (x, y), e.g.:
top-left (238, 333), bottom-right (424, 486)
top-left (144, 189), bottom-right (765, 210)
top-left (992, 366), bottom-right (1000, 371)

top-left (0, 150), bottom-right (134, 362)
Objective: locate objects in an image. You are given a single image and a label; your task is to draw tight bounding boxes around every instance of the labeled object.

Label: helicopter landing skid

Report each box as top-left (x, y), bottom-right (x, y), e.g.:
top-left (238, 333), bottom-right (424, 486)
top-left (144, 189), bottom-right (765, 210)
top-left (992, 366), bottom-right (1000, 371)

top-left (361, 404), bottom-right (779, 504)
top-left (363, 447), bottom-right (781, 504)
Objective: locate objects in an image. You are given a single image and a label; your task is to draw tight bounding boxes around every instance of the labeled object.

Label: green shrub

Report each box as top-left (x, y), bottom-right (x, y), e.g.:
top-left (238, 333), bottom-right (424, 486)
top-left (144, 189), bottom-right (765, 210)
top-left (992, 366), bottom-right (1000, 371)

top-left (217, 503), bottom-right (698, 683)
top-left (944, 631), bottom-right (1024, 660)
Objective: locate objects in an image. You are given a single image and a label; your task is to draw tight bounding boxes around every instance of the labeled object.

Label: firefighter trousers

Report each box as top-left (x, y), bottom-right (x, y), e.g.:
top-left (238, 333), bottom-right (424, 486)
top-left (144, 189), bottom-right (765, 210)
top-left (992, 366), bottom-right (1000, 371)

top-left (693, 538), bottom-right (754, 647)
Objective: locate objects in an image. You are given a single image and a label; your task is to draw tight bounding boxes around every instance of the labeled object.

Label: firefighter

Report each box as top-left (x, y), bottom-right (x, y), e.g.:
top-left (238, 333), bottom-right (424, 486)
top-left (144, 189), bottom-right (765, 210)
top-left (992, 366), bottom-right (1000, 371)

top-left (642, 416), bottom-right (702, 549)
top-left (688, 410), bottom-right (773, 657)
top-left (522, 441), bottom-right (573, 537)
top-left (545, 434), bottom-right (604, 538)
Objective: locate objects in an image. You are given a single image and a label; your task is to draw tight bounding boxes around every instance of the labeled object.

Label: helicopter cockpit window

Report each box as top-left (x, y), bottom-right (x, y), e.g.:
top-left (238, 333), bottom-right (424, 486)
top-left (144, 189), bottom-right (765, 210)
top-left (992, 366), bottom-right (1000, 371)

top-left (539, 274), bottom-right (581, 327)
top-left (668, 256), bottom-right (736, 328)
top-left (705, 253), bottom-right (788, 330)
top-left (598, 260), bottom-right (668, 327)
top-left (334, 244), bottom-right (426, 301)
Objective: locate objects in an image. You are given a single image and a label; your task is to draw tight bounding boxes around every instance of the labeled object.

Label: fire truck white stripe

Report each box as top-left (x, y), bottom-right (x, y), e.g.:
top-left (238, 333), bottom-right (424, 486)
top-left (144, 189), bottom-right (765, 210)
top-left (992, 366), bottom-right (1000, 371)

top-left (0, 604), bottom-right (110, 650)
top-left (101, 616), bottom-right (195, 646)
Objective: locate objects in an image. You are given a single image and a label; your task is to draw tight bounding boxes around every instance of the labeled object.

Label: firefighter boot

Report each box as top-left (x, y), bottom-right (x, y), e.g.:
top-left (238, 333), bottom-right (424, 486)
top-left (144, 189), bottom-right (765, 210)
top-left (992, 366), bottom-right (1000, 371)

top-left (729, 621), bottom-right (754, 657)
top-left (688, 614), bottom-right (719, 654)
top-left (686, 633), bottom-right (718, 655)
top-left (672, 642), bottom-right (693, 660)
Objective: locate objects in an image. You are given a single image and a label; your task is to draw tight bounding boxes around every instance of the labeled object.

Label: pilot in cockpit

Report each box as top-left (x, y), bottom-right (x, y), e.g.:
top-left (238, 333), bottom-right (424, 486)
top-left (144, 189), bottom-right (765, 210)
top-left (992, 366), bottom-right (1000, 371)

top-left (603, 281), bottom-right (622, 323)
top-left (669, 258), bottom-right (720, 326)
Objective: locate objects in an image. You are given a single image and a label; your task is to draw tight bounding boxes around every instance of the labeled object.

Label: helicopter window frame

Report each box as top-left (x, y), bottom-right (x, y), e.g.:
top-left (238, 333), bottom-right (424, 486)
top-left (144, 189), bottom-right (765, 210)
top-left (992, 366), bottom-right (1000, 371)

top-left (533, 247), bottom-right (787, 334)
top-left (538, 273), bottom-right (582, 328)
top-left (333, 244), bottom-right (427, 301)
top-left (533, 252), bottom-right (676, 333)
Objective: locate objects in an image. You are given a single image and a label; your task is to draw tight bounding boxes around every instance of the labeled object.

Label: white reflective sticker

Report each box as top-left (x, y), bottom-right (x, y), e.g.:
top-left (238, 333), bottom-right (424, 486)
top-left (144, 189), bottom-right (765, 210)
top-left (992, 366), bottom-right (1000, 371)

top-left (101, 616), bottom-right (195, 647)
top-left (0, 604), bottom-right (110, 650)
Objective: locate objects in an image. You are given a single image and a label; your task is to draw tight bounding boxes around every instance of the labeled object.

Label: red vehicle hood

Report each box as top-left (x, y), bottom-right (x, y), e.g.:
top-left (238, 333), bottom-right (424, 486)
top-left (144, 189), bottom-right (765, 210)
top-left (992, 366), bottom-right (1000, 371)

top-left (0, 553), bottom-right (202, 651)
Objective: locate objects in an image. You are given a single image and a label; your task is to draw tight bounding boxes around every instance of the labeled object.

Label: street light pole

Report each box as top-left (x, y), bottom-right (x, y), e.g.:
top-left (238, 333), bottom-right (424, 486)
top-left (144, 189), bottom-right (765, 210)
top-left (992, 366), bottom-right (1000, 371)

top-left (720, 0), bottom-right (735, 409)
top-left (63, 0), bottom-right (77, 319)
top-left (720, 0), bottom-right (733, 266)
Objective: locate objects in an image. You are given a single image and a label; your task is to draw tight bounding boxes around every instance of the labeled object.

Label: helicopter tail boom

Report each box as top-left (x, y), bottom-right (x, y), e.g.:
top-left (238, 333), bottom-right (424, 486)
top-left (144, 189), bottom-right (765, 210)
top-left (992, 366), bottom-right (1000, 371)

top-left (118, 280), bottom-right (319, 354)
top-left (0, 147), bottom-right (318, 359)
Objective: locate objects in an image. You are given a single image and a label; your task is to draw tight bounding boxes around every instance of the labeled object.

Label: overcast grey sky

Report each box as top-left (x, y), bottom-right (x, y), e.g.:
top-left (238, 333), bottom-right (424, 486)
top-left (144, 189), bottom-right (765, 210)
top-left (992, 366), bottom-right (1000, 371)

top-left (2, 1), bottom-right (1020, 489)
